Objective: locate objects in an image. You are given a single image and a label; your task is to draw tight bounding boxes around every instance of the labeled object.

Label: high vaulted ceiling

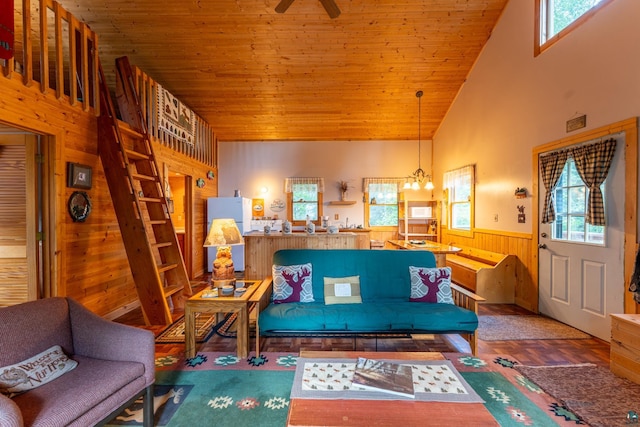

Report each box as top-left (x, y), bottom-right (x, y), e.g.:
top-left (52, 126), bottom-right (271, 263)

top-left (57, 0), bottom-right (508, 142)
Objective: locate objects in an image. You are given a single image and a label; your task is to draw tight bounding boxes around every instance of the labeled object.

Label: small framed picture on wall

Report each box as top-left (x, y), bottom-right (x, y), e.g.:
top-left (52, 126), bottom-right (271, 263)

top-left (67, 162), bottom-right (93, 189)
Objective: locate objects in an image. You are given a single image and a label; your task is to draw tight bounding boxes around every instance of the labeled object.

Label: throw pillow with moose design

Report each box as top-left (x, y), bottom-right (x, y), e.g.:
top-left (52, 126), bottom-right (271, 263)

top-left (272, 263), bottom-right (314, 304)
top-left (409, 266), bottom-right (454, 304)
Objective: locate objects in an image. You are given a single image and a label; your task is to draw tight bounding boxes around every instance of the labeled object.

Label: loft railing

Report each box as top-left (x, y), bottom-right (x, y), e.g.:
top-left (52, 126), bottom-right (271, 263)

top-left (1, 0), bottom-right (217, 168)
top-left (1, 0), bottom-right (100, 113)
top-left (130, 65), bottom-right (217, 168)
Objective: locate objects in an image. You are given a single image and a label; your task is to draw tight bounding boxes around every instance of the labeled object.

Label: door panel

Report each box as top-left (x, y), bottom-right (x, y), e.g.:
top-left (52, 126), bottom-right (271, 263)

top-left (538, 133), bottom-right (625, 341)
top-left (582, 260), bottom-right (605, 316)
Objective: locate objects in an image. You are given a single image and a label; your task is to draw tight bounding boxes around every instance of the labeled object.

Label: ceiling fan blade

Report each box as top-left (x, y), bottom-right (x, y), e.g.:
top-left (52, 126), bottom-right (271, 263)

top-left (319, 0), bottom-right (340, 18)
top-left (275, 0), bottom-right (296, 14)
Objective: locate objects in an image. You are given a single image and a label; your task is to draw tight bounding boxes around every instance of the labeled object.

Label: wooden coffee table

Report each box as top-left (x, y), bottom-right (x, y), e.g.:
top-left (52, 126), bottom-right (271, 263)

top-left (287, 351), bottom-right (498, 427)
top-left (184, 279), bottom-right (264, 358)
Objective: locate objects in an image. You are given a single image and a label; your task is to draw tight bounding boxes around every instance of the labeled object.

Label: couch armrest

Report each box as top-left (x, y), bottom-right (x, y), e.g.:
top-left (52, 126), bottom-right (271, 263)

top-left (67, 298), bottom-right (155, 386)
top-left (450, 283), bottom-right (485, 315)
top-left (0, 394), bottom-right (23, 427)
top-left (249, 278), bottom-right (273, 313)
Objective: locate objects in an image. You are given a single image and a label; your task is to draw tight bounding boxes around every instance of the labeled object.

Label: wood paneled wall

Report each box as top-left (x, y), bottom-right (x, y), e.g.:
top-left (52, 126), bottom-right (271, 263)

top-left (0, 70), bottom-right (217, 318)
top-left (441, 228), bottom-right (535, 311)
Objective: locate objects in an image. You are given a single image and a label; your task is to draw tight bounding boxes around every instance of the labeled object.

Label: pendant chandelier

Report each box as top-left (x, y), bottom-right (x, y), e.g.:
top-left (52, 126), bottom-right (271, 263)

top-left (404, 90), bottom-right (434, 191)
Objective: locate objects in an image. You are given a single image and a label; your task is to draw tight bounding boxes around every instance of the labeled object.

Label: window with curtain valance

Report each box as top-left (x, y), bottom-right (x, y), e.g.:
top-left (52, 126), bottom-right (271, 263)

top-left (362, 178), bottom-right (404, 228)
top-left (443, 165), bottom-right (475, 233)
top-left (284, 177), bottom-right (324, 225)
top-left (540, 138), bottom-right (616, 227)
top-left (284, 177), bottom-right (325, 193)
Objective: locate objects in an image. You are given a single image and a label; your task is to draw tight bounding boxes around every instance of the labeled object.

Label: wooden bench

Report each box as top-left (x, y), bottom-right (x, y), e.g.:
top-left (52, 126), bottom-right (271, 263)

top-left (445, 245), bottom-right (516, 303)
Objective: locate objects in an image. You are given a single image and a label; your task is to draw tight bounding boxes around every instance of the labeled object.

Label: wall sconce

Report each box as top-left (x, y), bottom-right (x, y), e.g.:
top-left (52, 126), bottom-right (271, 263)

top-left (260, 186), bottom-right (269, 194)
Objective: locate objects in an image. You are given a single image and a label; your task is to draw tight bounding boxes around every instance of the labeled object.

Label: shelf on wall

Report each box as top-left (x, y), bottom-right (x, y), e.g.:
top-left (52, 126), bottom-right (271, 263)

top-left (329, 201), bottom-right (357, 205)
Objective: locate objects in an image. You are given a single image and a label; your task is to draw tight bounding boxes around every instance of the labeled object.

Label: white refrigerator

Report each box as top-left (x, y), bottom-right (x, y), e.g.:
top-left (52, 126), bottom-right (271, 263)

top-left (207, 197), bottom-right (252, 272)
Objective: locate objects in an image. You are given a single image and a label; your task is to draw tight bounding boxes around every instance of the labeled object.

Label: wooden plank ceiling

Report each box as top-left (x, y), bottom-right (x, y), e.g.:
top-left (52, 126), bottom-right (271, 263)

top-left (55, 0), bottom-right (508, 142)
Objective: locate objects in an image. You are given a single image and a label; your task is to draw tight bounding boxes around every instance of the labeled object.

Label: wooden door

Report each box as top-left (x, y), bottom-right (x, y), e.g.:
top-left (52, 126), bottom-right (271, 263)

top-left (0, 134), bottom-right (40, 305)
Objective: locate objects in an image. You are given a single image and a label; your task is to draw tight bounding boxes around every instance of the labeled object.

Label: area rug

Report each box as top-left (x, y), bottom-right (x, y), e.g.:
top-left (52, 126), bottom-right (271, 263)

top-left (291, 357), bottom-right (483, 403)
top-left (106, 352), bottom-right (298, 427)
top-left (515, 364), bottom-right (640, 426)
top-left (105, 351), bottom-right (589, 426)
top-left (479, 315), bottom-right (591, 341)
top-left (155, 314), bottom-right (218, 343)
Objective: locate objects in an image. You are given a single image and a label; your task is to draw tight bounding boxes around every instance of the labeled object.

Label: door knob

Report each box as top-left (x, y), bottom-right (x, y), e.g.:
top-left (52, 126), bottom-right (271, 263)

top-left (541, 232), bottom-right (548, 238)
top-left (538, 243), bottom-right (547, 249)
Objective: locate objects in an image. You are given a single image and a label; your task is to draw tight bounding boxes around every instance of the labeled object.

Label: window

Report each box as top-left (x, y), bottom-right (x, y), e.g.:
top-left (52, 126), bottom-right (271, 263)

top-left (363, 179), bottom-right (400, 228)
top-left (285, 177), bottom-right (324, 225)
top-left (535, 0), bottom-right (614, 55)
top-left (444, 165), bottom-right (474, 235)
top-left (552, 158), bottom-right (605, 245)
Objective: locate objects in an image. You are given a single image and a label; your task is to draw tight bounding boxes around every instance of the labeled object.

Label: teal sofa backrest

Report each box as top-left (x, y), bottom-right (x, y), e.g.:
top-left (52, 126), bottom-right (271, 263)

top-left (272, 249), bottom-right (437, 302)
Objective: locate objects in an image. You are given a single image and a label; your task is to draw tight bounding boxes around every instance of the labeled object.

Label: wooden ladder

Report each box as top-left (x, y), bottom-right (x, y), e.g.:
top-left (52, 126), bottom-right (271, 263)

top-left (97, 57), bottom-right (192, 325)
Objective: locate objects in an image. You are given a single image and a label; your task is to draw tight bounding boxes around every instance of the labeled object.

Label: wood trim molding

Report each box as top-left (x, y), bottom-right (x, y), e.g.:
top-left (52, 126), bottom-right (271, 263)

top-left (531, 117), bottom-right (638, 314)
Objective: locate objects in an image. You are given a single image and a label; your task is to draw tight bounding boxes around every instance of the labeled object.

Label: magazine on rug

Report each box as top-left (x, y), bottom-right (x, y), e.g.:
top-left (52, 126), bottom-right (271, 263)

top-left (351, 357), bottom-right (415, 398)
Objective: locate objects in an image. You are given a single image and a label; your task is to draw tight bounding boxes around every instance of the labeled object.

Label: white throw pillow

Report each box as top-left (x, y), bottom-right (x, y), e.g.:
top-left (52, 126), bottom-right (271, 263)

top-left (0, 345), bottom-right (78, 397)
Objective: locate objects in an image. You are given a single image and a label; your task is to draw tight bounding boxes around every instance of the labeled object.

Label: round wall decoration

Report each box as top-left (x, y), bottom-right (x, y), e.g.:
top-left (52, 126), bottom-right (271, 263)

top-left (68, 191), bottom-right (92, 222)
top-left (270, 199), bottom-right (286, 212)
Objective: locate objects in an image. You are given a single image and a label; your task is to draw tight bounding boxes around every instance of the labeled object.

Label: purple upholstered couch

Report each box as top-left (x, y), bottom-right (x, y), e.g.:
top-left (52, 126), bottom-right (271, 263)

top-left (0, 297), bottom-right (154, 427)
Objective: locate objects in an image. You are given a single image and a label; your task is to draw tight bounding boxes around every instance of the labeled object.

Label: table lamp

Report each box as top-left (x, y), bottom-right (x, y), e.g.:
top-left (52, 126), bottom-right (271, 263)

top-left (203, 218), bottom-right (244, 289)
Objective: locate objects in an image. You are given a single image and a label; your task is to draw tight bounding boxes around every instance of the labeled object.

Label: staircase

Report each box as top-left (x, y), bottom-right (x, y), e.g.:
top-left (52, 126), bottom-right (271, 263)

top-left (97, 57), bottom-right (192, 325)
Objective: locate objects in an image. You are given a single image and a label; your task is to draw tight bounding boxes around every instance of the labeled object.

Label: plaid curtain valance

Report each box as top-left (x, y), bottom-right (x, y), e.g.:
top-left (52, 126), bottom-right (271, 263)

top-left (570, 138), bottom-right (616, 226)
top-left (540, 138), bottom-right (616, 226)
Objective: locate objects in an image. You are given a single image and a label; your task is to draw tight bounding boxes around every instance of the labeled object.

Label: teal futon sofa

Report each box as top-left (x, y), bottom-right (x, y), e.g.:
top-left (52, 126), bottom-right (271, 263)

top-left (252, 249), bottom-right (484, 354)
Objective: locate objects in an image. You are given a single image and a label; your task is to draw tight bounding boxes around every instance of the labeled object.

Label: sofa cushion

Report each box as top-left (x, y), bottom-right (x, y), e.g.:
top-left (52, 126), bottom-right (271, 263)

top-left (409, 266), bottom-right (454, 304)
top-left (12, 355), bottom-right (146, 427)
top-left (272, 249), bottom-right (437, 303)
top-left (324, 276), bottom-right (362, 305)
top-left (272, 263), bottom-right (314, 303)
top-left (0, 345), bottom-right (78, 397)
top-left (259, 301), bottom-right (478, 333)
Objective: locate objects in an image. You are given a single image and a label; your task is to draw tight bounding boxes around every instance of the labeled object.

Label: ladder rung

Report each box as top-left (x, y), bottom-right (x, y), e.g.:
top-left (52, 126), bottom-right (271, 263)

top-left (139, 197), bottom-right (163, 203)
top-left (163, 284), bottom-right (184, 298)
top-left (125, 149), bottom-right (149, 161)
top-left (118, 125), bottom-right (144, 138)
top-left (157, 263), bottom-right (179, 273)
top-left (131, 172), bottom-right (158, 182)
top-left (152, 242), bottom-right (173, 249)
top-left (149, 220), bottom-right (168, 225)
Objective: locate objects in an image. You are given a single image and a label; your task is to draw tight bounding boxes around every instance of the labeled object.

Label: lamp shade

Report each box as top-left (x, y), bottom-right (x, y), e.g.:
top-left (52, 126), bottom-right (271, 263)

top-left (203, 218), bottom-right (244, 247)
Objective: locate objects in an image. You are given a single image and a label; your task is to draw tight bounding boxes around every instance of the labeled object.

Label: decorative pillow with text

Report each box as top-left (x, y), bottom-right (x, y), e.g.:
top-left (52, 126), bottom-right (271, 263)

top-left (323, 276), bottom-right (362, 305)
top-left (0, 345), bottom-right (78, 397)
top-left (272, 263), bottom-right (314, 303)
top-left (409, 266), bottom-right (454, 304)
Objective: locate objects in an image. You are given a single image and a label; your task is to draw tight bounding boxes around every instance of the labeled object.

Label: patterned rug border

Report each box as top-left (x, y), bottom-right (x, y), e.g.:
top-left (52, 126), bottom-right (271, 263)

top-left (155, 314), bottom-right (218, 344)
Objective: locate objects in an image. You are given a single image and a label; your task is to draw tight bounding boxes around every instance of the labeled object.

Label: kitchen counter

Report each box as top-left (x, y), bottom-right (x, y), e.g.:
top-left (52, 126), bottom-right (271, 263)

top-left (244, 232), bottom-right (360, 279)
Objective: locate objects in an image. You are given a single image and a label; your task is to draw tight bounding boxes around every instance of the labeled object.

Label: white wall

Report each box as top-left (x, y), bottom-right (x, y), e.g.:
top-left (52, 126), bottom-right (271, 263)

top-left (434, 0), bottom-right (640, 233)
top-left (218, 139), bottom-right (434, 227)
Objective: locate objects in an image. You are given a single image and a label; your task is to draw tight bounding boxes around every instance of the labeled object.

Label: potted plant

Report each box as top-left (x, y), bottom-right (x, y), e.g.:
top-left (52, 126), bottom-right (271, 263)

top-left (514, 187), bottom-right (527, 198)
top-left (339, 180), bottom-right (350, 201)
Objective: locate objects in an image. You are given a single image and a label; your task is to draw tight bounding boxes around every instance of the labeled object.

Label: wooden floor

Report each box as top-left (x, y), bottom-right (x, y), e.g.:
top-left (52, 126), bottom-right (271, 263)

top-left (115, 282), bottom-right (611, 368)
